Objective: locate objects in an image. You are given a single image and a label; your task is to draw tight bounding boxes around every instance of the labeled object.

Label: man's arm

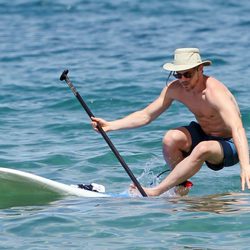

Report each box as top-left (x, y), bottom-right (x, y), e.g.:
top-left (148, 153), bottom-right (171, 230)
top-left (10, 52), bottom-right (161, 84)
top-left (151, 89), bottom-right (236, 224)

top-left (92, 85), bottom-right (174, 132)
top-left (209, 86), bottom-right (250, 190)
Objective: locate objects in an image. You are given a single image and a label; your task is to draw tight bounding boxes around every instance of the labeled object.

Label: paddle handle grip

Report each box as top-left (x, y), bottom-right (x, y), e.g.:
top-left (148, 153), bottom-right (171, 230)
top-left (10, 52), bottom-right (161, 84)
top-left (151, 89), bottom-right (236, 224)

top-left (60, 70), bottom-right (147, 197)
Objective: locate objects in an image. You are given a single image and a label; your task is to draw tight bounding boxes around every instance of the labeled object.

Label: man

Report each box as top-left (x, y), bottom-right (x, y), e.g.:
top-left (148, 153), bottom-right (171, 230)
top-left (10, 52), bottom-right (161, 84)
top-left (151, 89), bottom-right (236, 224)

top-left (92, 48), bottom-right (250, 196)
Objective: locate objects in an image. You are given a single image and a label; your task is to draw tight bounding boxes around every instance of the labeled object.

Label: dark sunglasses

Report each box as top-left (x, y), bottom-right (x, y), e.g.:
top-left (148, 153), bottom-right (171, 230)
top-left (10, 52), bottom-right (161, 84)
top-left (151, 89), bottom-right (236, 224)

top-left (173, 67), bottom-right (199, 79)
top-left (173, 70), bottom-right (194, 79)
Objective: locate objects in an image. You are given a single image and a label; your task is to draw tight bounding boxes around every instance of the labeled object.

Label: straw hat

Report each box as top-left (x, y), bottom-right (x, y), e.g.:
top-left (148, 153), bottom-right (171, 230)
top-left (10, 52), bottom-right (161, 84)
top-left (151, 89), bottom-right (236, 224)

top-left (163, 48), bottom-right (212, 72)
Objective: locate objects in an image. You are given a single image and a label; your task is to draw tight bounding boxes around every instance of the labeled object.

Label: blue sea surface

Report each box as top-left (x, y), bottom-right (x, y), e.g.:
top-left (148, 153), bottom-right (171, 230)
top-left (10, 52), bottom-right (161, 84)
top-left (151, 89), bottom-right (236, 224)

top-left (1, 0), bottom-right (250, 249)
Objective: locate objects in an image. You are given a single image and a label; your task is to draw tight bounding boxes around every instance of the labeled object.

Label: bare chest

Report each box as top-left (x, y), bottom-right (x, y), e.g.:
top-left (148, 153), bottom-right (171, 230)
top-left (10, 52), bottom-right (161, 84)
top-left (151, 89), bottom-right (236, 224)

top-left (177, 92), bottom-right (215, 117)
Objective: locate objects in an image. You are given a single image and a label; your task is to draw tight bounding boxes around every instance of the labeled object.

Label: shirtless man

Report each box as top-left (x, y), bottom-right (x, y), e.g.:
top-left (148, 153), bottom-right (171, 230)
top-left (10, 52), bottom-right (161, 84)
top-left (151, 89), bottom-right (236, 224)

top-left (92, 48), bottom-right (250, 196)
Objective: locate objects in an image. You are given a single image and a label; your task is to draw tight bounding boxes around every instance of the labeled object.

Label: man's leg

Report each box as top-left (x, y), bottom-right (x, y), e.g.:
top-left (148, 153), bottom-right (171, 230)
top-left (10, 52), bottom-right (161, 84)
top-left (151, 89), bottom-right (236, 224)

top-left (144, 140), bottom-right (224, 196)
top-left (162, 127), bottom-right (192, 169)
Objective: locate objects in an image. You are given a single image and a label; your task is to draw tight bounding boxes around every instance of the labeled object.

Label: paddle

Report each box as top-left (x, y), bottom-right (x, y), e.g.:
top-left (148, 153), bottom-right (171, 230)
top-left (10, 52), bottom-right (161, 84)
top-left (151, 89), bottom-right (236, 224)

top-left (60, 69), bottom-right (147, 197)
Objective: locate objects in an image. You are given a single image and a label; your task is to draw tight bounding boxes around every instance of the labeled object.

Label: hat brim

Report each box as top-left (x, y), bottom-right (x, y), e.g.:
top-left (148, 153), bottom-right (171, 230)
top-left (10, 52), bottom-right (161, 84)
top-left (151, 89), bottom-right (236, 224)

top-left (163, 60), bottom-right (212, 72)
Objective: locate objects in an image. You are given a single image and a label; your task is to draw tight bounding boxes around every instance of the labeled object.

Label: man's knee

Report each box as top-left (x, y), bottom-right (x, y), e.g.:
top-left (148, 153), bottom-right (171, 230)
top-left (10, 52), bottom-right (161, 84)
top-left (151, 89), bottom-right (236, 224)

top-left (162, 128), bottom-right (191, 151)
top-left (192, 141), bottom-right (216, 161)
top-left (163, 130), bottom-right (177, 147)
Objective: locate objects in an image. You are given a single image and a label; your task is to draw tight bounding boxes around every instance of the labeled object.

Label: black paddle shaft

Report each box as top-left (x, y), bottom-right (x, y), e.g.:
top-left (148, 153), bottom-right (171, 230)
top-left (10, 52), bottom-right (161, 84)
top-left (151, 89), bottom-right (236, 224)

top-left (60, 69), bottom-right (147, 197)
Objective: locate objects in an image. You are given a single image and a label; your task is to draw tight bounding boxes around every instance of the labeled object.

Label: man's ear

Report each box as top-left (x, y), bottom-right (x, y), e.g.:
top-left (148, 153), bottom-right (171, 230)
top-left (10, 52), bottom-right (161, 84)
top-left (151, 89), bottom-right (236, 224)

top-left (197, 65), bottom-right (204, 73)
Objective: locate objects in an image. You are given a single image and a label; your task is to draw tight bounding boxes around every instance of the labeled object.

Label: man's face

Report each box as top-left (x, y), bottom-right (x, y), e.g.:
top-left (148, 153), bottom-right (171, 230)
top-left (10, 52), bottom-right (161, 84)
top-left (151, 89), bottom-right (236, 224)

top-left (173, 67), bottom-right (200, 90)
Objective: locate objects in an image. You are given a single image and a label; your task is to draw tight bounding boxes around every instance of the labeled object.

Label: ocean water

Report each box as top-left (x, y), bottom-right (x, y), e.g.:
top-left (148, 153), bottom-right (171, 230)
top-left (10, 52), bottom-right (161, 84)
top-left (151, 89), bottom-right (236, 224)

top-left (1, 0), bottom-right (250, 249)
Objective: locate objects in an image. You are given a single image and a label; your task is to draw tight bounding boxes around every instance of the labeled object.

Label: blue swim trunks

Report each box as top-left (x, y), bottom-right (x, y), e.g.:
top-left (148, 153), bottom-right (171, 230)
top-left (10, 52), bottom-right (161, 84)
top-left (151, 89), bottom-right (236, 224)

top-left (184, 121), bottom-right (239, 171)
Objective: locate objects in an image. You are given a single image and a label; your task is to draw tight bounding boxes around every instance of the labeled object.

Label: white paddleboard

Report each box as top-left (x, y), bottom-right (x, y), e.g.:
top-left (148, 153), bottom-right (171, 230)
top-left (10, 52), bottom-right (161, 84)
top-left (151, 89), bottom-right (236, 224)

top-left (0, 167), bottom-right (192, 209)
top-left (0, 167), bottom-right (111, 201)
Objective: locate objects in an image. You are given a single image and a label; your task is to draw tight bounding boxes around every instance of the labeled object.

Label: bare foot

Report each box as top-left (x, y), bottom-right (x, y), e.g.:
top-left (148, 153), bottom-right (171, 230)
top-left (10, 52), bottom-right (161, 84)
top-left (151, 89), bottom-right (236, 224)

top-left (129, 181), bottom-right (193, 197)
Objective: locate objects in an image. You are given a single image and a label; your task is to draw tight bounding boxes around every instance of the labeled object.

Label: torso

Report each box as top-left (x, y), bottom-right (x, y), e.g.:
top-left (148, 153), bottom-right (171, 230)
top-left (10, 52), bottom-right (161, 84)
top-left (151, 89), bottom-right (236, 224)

top-left (167, 76), bottom-right (238, 138)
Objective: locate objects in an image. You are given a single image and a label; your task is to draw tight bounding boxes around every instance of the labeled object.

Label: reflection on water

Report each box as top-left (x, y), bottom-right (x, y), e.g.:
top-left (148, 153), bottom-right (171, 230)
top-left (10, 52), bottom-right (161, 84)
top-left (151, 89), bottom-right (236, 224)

top-left (170, 192), bottom-right (250, 214)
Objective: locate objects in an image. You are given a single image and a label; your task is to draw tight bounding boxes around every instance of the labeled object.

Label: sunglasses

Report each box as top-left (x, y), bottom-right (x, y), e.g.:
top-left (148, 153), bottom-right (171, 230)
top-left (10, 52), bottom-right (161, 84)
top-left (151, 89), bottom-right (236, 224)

top-left (173, 68), bottom-right (197, 79)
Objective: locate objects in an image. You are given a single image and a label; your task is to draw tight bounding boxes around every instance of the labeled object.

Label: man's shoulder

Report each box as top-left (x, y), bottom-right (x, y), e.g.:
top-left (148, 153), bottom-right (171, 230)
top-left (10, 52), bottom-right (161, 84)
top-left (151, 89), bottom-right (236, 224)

top-left (206, 76), bottom-right (225, 86)
top-left (206, 76), bottom-right (228, 91)
top-left (205, 76), bottom-right (232, 101)
top-left (167, 80), bottom-right (182, 90)
top-left (163, 80), bottom-right (184, 100)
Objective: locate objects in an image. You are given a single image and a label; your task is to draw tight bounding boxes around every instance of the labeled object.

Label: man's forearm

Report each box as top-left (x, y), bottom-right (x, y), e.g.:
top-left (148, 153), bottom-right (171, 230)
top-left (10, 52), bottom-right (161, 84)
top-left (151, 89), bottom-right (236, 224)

top-left (233, 126), bottom-right (249, 168)
top-left (110, 110), bottom-right (151, 131)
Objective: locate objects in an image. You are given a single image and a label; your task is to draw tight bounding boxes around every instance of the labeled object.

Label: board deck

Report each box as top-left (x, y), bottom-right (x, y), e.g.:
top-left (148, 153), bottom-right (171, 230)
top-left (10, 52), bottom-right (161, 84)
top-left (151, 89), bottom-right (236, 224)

top-left (0, 167), bottom-right (113, 208)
